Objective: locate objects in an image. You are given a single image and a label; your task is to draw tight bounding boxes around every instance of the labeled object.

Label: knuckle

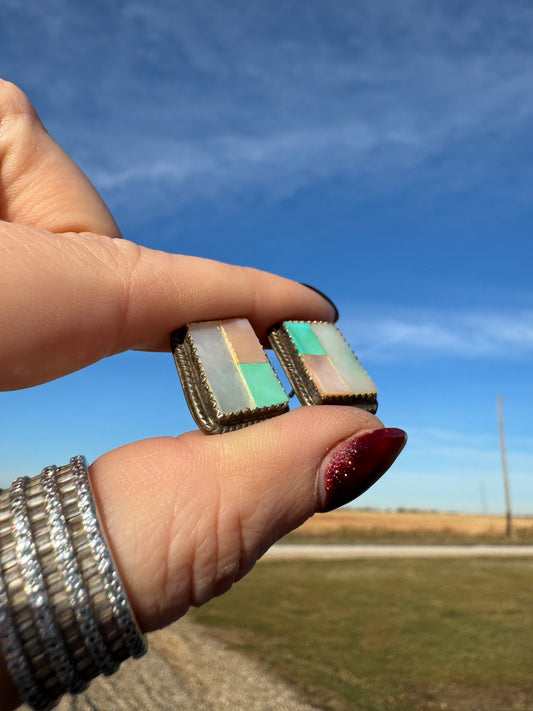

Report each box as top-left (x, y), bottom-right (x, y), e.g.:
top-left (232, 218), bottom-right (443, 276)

top-left (0, 79), bottom-right (39, 125)
top-left (0, 80), bottom-right (44, 181)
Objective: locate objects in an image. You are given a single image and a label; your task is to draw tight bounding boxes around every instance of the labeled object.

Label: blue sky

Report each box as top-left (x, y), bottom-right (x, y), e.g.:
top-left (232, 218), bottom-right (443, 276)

top-left (1, 0), bottom-right (532, 514)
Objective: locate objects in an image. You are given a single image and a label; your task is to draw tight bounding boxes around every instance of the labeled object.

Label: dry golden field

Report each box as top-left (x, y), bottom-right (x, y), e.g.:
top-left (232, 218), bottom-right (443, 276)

top-left (286, 508), bottom-right (533, 543)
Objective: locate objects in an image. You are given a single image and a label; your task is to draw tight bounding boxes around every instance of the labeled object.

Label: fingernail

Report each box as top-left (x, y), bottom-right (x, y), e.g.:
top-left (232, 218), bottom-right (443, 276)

top-left (318, 428), bottom-right (407, 512)
top-left (300, 283), bottom-right (339, 322)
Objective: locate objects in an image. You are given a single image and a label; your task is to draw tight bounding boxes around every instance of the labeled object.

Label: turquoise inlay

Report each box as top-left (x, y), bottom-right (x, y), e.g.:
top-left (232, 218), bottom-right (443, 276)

top-left (239, 363), bottom-right (289, 409)
top-left (285, 321), bottom-right (326, 356)
top-left (311, 322), bottom-right (377, 395)
top-left (189, 322), bottom-right (254, 413)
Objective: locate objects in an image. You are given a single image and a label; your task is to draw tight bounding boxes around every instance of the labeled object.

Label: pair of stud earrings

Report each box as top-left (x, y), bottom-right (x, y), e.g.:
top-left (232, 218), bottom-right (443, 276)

top-left (171, 319), bottom-right (378, 434)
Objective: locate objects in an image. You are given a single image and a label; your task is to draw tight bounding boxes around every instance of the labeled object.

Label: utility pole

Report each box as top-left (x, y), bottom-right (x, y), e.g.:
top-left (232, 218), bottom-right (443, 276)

top-left (497, 395), bottom-right (513, 537)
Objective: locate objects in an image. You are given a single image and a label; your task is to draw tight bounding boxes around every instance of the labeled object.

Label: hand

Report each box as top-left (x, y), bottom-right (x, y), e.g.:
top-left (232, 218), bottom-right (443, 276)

top-left (0, 80), bottom-right (406, 708)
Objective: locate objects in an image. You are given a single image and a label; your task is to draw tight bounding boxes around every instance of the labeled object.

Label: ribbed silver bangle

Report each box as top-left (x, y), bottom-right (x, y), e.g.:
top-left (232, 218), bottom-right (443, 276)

top-left (68, 456), bottom-right (146, 660)
top-left (10, 476), bottom-right (80, 693)
top-left (39, 465), bottom-right (118, 677)
top-left (0, 457), bottom-right (147, 710)
top-left (0, 484), bottom-right (58, 709)
top-left (0, 538), bottom-right (54, 710)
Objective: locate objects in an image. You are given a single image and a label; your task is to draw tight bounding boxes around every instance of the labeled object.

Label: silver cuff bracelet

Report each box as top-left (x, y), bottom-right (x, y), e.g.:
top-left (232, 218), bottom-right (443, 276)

top-left (0, 457), bottom-right (147, 710)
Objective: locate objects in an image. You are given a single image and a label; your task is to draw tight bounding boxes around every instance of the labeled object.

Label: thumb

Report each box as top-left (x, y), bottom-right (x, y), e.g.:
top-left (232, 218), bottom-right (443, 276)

top-left (89, 407), bottom-right (407, 632)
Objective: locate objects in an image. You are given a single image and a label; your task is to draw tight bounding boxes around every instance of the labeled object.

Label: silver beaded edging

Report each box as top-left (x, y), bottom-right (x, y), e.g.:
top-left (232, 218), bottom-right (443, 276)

top-left (9, 477), bottom-right (77, 693)
top-left (40, 466), bottom-right (118, 678)
top-left (69, 457), bottom-right (146, 659)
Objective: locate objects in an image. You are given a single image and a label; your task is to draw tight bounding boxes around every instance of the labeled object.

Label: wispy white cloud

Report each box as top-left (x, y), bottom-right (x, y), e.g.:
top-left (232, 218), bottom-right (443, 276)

top-left (342, 309), bottom-right (533, 359)
top-left (3, 1), bottom-right (533, 208)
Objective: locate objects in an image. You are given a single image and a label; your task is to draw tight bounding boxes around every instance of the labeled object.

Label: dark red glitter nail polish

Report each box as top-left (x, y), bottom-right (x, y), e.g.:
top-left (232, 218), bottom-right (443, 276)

top-left (319, 428), bottom-right (407, 512)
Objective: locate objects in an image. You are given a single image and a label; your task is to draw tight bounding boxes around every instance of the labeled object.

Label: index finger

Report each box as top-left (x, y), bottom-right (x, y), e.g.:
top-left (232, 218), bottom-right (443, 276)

top-left (0, 223), bottom-right (337, 390)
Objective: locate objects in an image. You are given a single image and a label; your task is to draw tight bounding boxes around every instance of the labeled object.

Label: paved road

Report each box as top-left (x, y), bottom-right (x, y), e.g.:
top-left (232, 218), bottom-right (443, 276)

top-left (262, 543), bottom-right (533, 559)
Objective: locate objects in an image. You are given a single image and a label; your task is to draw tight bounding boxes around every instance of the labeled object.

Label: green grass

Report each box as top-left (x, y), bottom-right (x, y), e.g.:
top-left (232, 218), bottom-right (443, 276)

top-left (191, 558), bottom-right (533, 711)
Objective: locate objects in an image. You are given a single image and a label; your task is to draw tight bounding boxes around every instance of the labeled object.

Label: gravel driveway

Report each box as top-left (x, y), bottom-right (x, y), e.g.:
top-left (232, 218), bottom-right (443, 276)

top-left (23, 618), bottom-right (324, 711)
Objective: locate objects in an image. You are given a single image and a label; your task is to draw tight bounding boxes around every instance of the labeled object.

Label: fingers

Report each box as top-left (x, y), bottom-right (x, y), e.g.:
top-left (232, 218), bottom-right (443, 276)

top-left (0, 223), bottom-right (336, 389)
top-left (0, 79), bottom-right (121, 237)
top-left (88, 407), bottom-right (407, 632)
top-left (0, 80), bottom-right (336, 389)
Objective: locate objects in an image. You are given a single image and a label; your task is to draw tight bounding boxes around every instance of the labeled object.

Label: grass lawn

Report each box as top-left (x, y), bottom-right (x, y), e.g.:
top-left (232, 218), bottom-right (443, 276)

top-left (191, 558), bottom-right (533, 711)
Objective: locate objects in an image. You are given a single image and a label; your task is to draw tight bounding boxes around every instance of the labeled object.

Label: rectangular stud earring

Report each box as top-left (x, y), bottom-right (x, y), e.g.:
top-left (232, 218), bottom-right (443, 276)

top-left (268, 321), bottom-right (378, 414)
top-left (171, 318), bottom-right (289, 434)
